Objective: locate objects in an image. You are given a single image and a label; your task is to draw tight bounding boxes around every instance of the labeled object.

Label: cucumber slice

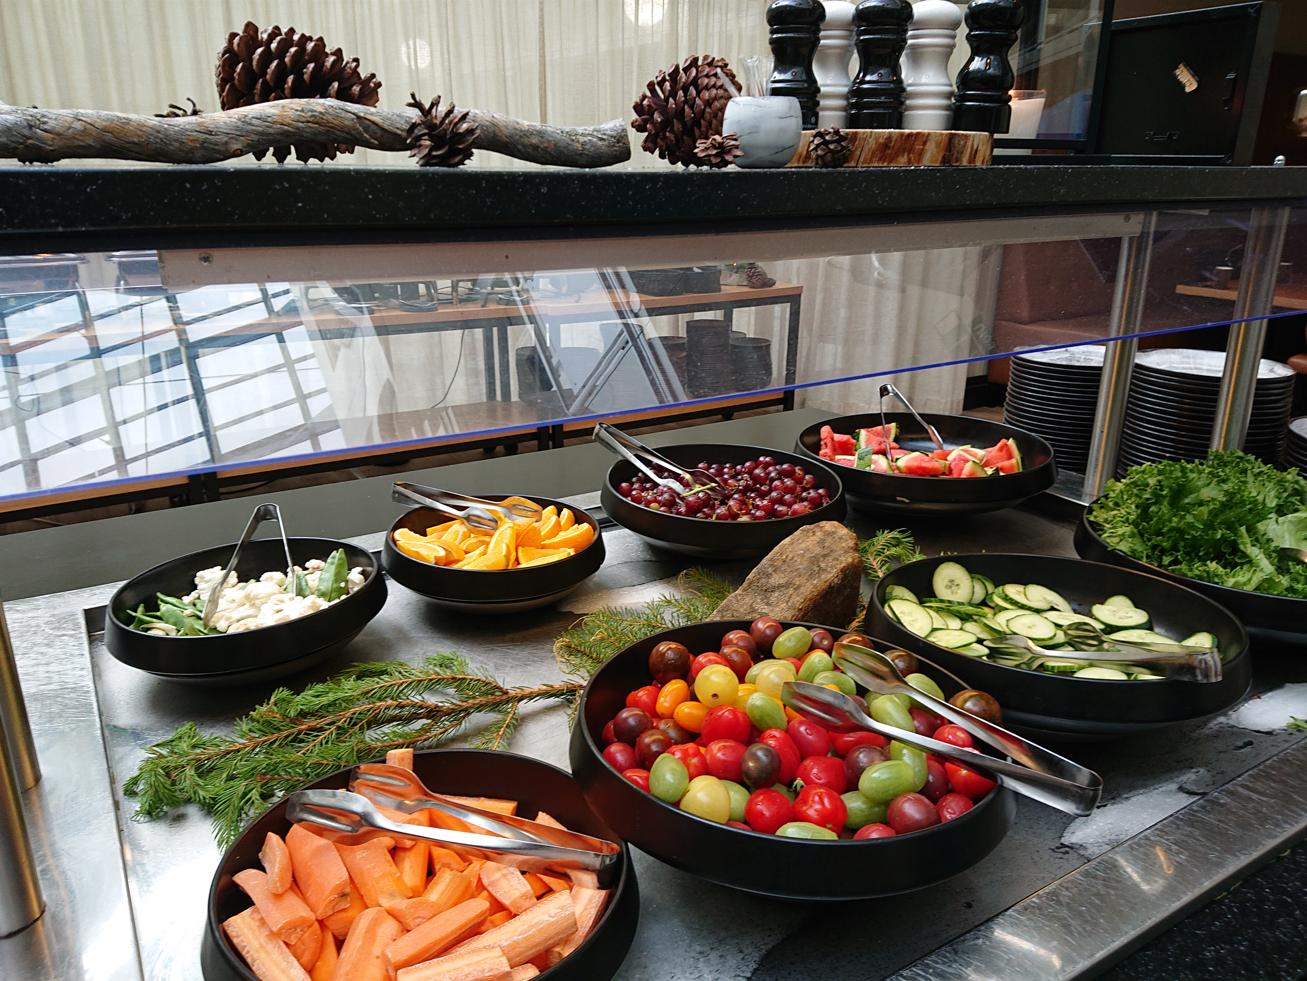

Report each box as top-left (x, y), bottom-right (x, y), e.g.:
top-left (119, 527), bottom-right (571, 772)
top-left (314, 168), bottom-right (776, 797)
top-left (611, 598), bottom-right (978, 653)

top-left (1045, 611), bottom-right (1104, 629)
top-left (969, 575), bottom-right (988, 605)
top-left (1102, 594), bottom-right (1135, 609)
top-left (932, 561), bottom-right (974, 602)
top-left (1181, 631), bottom-right (1217, 650)
top-left (993, 609), bottom-right (1027, 627)
top-left (989, 589), bottom-right (1023, 611)
top-left (1038, 660), bottom-right (1089, 674)
top-left (978, 616), bottom-right (1010, 635)
top-left (1091, 604), bottom-right (1151, 629)
top-left (1106, 628), bottom-right (1174, 644)
top-left (960, 643), bottom-right (990, 657)
top-left (886, 600), bottom-right (933, 638)
top-left (1006, 613), bottom-right (1057, 641)
top-left (1012, 584), bottom-right (1051, 611)
top-left (1132, 674), bottom-right (1165, 681)
top-left (973, 574), bottom-right (996, 599)
top-left (1045, 629), bottom-right (1068, 648)
top-left (963, 620), bottom-right (999, 640)
top-left (938, 612), bottom-right (963, 630)
top-left (1024, 584), bottom-right (1072, 613)
top-left (927, 609), bottom-right (949, 630)
top-left (926, 628), bottom-right (977, 650)
top-left (1073, 666), bottom-right (1130, 680)
top-left (885, 584), bottom-right (919, 605)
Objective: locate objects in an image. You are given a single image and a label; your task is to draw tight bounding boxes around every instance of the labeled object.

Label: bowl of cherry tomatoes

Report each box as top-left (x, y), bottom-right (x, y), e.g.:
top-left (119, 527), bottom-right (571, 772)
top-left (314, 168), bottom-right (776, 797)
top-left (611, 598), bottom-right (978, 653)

top-left (568, 618), bottom-right (1016, 901)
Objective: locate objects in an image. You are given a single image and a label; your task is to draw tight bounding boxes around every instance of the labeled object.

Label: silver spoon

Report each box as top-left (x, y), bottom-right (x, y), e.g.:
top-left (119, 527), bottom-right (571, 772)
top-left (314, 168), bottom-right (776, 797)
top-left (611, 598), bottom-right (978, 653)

top-left (202, 503), bottom-right (294, 628)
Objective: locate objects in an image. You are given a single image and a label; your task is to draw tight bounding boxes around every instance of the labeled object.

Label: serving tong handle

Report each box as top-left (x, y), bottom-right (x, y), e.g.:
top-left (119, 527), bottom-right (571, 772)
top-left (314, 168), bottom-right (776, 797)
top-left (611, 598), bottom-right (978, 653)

top-left (878, 383), bottom-right (945, 452)
top-left (392, 482), bottom-right (539, 532)
top-left (987, 628), bottom-right (1222, 684)
top-left (288, 788), bottom-right (621, 886)
top-left (782, 680), bottom-right (1102, 816)
top-left (351, 763), bottom-right (542, 843)
top-left (202, 503), bottom-right (294, 627)
top-left (592, 423), bottom-right (726, 499)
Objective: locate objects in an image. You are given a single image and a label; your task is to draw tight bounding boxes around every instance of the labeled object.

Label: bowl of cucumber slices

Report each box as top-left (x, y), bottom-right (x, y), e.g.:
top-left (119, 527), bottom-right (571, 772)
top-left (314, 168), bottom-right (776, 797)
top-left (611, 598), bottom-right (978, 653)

top-left (868, 554), bottom-right (1251, 740)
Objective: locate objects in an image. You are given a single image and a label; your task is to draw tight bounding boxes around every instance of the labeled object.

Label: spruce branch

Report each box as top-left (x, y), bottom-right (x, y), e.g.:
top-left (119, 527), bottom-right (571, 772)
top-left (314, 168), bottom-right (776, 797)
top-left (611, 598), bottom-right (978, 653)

top-left (860, 528), bottom-right (922, 582)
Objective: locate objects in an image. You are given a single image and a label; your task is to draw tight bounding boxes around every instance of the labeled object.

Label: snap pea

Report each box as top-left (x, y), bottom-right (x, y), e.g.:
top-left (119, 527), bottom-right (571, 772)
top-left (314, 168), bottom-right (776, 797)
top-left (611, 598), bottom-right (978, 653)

top-left (315, 549), bottom-right (350, 601)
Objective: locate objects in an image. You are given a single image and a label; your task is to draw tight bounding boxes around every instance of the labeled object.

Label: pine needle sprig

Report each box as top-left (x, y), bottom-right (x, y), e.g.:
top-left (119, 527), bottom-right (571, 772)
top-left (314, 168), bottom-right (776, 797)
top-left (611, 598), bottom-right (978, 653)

top-left (860, 528), bottom-right (922, 582)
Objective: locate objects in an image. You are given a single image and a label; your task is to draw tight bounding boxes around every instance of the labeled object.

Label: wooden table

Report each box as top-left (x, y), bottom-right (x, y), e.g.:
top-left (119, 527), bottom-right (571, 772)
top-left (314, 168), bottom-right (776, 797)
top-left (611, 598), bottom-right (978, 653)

top-left (1173, 280), bottom-right (1307, 310)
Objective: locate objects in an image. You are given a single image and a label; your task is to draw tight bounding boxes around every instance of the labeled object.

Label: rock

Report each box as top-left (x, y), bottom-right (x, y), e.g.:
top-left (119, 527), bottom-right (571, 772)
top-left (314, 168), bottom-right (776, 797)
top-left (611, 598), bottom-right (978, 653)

top-left (710, 522), bottom-right (863, 628)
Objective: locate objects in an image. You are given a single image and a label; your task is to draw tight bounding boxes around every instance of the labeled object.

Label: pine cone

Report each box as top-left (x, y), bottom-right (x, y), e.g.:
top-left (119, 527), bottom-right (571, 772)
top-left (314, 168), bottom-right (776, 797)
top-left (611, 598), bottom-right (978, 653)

top-left (745, 263), bottom-right (776, 289)
top-left (694, 132), bottom-right (742, 169)
top-left (631, 55), bottom-right (739, 167)
top-left (405, 94), bottom-right (477, 168)
top-left (810, 127), bottom-right (853, 168)
top-left (155, 98), bottom-right (201, 118)
top-left (215, 21), bottom-right (381, 163)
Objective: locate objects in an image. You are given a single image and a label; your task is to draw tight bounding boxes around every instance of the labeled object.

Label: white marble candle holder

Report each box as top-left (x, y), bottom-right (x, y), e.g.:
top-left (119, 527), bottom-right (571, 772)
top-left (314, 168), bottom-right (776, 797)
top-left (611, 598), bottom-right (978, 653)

top-left (723, 96), bottom-right (804, 168)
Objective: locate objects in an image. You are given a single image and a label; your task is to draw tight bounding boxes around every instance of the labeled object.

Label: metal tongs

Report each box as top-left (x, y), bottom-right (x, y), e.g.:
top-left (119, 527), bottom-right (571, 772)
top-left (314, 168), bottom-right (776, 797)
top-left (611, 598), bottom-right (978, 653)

top-left (202, 503), bottom-right (294, 627)
top-left (879, 382), bottom-right (946, 452)
top-left (986, 623), bottom-right (1223, 684)
top-left (392, 482), bottom-right (542, 532)
top-left (780, 642), bottom-right (1103, 816)
top-left (593, 423), bottom-right (728, 499)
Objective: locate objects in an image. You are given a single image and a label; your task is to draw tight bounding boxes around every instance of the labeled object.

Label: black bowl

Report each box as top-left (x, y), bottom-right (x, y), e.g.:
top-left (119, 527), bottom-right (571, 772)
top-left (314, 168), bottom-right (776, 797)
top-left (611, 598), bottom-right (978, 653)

top-left (600, 444), bottom-right (845, 559)
top-left (569, 620), bottom-right (1015, 901)
top-left (1075, 510), bottom-right (1307, 648)
top-left (869, 553), bottom-right (1252, 740)
top-left (202, 749), bottom-right (639, 981)
top-left (105, 537), bottom-right (386, 685)
top-left (382, 494), bottom-right (605, 612)
top-left (796, 413), bottom-right (1056, 516)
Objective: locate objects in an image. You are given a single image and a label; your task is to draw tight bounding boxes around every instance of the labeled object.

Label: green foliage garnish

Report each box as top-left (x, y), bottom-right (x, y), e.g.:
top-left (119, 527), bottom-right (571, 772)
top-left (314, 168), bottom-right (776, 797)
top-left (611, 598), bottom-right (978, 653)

top-left (1087, 451), bottom-right (1307, 599)
top-left (1289, 717), bottom-right (1307, 733)
top-left (860, 528), bottom-right (923, 582)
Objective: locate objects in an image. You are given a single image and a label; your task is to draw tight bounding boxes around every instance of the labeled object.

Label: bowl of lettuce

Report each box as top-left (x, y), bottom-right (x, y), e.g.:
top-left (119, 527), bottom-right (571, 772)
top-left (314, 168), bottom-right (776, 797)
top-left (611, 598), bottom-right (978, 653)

top-left (1076, 451), bottom-right (1307, 646)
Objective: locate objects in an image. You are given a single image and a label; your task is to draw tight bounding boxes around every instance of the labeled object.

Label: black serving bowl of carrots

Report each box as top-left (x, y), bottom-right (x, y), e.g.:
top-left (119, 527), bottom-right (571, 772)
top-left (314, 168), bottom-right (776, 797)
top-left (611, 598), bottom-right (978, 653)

top-left (202, 749), bottom-right (638, 981)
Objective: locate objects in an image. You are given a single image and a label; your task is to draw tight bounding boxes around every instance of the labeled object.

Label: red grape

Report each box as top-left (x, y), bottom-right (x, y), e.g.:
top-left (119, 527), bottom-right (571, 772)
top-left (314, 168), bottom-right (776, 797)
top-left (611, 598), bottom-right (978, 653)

top-left (616, 456), bottom-right (831, 521)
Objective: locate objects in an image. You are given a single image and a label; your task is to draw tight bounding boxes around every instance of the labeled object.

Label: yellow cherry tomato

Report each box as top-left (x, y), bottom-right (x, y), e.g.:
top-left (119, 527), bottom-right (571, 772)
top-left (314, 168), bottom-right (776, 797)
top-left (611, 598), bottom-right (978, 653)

top-left (673, 699), bottom-right (709, 733)
top-left (755, 660), bottom-right (797, 700)
top-left (693, 664), bottom-right (740, 708)
top-left (733, 683), bottom-right (758, 708)
top-left (655, 679), bottom-right (690, 718)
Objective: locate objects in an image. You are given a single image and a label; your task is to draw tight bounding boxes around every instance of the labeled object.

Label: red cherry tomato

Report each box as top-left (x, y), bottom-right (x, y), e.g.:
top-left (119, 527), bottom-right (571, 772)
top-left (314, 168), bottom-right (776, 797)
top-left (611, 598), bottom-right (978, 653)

top-left (793, 785), bottom-right (847, 834)
top-left (830, 731), bottom-right (888, 755)
top-left (700, 705), bottom-right (751, 745)
top-left (886, 792), bottom-right (940, 833)
top-left (933, 724), bottom-right (974, 749)
top-left (602, 742), bottom-right (637, 772)
top-left (625, 684), bottom-right (660, 717)
top-left (795, 755), bottom-right (847, 794)
top-left (937, 792), bottom-right (975, 822)
top-left (744, 788), bottom-right (795, 834)
top-left (785, 657), bottom-right (804, 674)
top-left (667, 743), bottom-right (708, 780)
top-left (921, 756), bottom-right (950, 802)
top-left (601, 720), bottom-right (617, 745)
top-left (910, 706), bottom-right (945, 737)
top-left (786, 718), bottom-right (832, 759)
top-left (726, 820), bottom-right (751, 831)
top-left (621, 768), bottom-right (650, 792)
top-left (757, 729), bottom-right (801, 784)
top-left (944, 760), bottom-right (997, 799)
top-left (703, 739), bottom-right (748, 783)
top-left (690, 652), bottom-right (729, 681)
top-left (853, 822), bottom-right (897, 839)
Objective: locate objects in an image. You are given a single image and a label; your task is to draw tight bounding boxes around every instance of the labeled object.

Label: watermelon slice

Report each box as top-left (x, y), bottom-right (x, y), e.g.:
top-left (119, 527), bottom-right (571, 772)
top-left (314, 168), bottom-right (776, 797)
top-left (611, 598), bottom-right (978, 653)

top-left (895, 451), bottom-right (949, 477)
top-left (981, 438), bottom-right (1022, 472)
top-left (833, 432), bottom-right (856, 456)
top-left (958, 460), bottom-right (988, 478)
top-left (929, 448), bottom-right (951, 462)
top-left (869, 453), bottom-right (892, 473)
top-left (834, 454), bottom-right (857, 468)
top-left (819, 425), bottom-right (836, 461)
top-left (993, 458), bottom-right (1020, 475)
top-left (857, 424), bottom-right (900, 455)
top-left (947, 446), bottom-right (984, 464)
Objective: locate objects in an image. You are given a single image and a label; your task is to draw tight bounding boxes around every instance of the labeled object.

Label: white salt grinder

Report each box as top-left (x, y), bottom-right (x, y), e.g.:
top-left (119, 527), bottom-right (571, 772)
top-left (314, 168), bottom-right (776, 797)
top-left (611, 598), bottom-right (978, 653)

top-left (902, 0), bottom-right (962, 131)
top-left (814, 0), bottom-right (856, 128)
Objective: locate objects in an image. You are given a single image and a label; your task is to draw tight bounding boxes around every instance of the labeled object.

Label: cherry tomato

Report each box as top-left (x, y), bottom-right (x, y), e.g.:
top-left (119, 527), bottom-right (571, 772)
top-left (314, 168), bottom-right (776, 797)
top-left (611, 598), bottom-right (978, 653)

top-left (776, 821), bottom-right (838, 840)
top-left (601, 720), bottom-right (617, 745)
top-left (722, 780), bottom-right (750, 822)
top-left (727, 820), bottom-right (751, 831)
top-left (689, 652), bottom-right (729, 682)
top-left (858, 759), bottom-right (919, 804)
top-left (704, 739), bottom-right (748, 783)
top-left (655, 679), bottom-right (690, 718)
top-left (721, 629), bottom-right (758, 658)
top-left (717, 645), bottom-right (754, 681)
top-left (648, 640), bottom-right (692, 684)
top-left (732, 683), bottom-right (759, 709)
top-left (932, 724), bottom-right (974, 749)
top-left (784, 657), bottom-right (804, 674)
top-left (680, 775), bottom-right (731, 823)
top-left (809, 628), bottom-right (835, 654)
top-left (612, 707), bottom-right (653, 745)
top-left (743, 787), bottom-right (794, 834)
top-left (739, 743), bottom-right (781, 790)
top-left (648, 754), bottom-right (689, 804)
top-left (667, 743), bottom-right (708, 780)
top-left (945, 760), bottom-right (997, 799)
top-left (843, 743), bottom-right (888, 786)
top-left (798, 650), bottom-right (835, 683)
top-left (749, 616), bottom-right (783, 654)
top-left (853, 822), bottom-right (897, 839)
top-left (694, 664), bottom-right (740, 707)
top-left (921, 756), bottom-right (950, 802)
top-left (910, 706), bottom-right (945, 737)
top-left (796, 755), bottom-right (848, 794)
top-left (625, 684), bottom-right (660, 717)
top-left (883, 648), bottom-right (919, 676)
top-left (793, 785), bottom-right (848, 834)
top-left (937, 792), bottom-right (975, 822)
top-left (772, 626), bottom-right (813, 661)
top-left (841, 791), bottom-right (887, 830)
top-left (812, 670), bottom-right (856, 696)
top-left (887, 792), bottom-right (940, 833)
top-left (836, 632), bottom-right (875, 650)
top-left (655, 718), bottom-right (695, 744)
top-left (757, 728), bottom-right (801, 784)
top-left (904, 672), bottom-right (946, 704)
top-left (700, 705), bottom-right (751, 745)
top-left (622, 768), bottom-right (650, 792)
top-left (602, 742), bottom-right (637, 771)
top-left (672, 700), bottom-right (708, 733)
top-left (744, 692), bottom-right (787, 732)
top-left (950, 688), bottom-right (1002, 724)
top-left (868, 694), bottom-right (914, 732)
top-left (831, 731), bottom-right (888, 755)
top-left (786, 718), bottom-right (832, 759)
top-left (635, 728), bottom-right (673, 769)
top-left (888, 740), bottom-right (928, 791)
top-left (754, 660), bottom-right (796, 699)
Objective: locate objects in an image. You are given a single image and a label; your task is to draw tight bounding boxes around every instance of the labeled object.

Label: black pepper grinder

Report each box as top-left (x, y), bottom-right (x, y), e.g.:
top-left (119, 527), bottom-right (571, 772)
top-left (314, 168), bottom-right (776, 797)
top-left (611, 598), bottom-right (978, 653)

top-left (952, 0), bottom-right (1025, 134)
top-left (767, 0), bottom-right (825, 130)
top-left (847, 0), bottom-right (914, 130)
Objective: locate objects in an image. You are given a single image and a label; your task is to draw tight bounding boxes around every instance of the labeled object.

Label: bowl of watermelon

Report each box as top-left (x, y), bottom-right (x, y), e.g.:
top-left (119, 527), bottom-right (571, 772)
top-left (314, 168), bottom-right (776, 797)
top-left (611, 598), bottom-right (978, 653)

top-left (796, 413), bottom-right (1056, 516)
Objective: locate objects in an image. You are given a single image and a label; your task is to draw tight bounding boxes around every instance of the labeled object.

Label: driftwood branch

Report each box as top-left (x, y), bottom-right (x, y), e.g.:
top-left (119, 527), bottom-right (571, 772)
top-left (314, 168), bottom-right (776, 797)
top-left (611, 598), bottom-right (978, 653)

top-left (0, 100), bottom-right (632, 168)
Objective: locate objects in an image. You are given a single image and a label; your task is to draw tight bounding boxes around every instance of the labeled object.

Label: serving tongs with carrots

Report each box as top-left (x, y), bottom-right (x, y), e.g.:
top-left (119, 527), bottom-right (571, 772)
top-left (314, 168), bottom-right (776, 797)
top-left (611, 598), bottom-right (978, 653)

top-left (392, 482), bottom-right (543, 531)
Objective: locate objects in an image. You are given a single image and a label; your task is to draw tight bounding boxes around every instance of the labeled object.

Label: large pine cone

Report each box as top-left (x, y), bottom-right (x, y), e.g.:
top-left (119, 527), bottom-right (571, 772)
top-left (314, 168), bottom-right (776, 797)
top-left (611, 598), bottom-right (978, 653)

top-left (216, 21), bottom-right (381, 163)
top-left (406, 94), bottom-right (477, 168)
top-left (632, 55), bottom-right (739, 167)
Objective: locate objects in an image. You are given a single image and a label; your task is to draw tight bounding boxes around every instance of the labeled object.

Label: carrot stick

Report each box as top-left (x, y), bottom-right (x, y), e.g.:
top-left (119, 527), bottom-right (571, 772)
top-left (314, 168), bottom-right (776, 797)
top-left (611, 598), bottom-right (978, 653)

top-left (322, 884), bottom-right (367, 941)
top-left (509, 966), bottom-right (540, 981)
top-left (536, 873), bottom-right (569, 893)
top-left (232, 869), bottom-right (315, 945)
top-left (384, 897), bottom-right (491, 970)
top-left (476, 911), bottom-right (514, 934)
top-left (259, 832), bottom-right (294, 895)
top-left (450, 889), bottom-right (577, 966)
top-left (221, 906), bottom-right (311, 981)
top-left (443, 795), bottom-right (518, 816)
top-left (334, 907), bottom-right (404, 981)
top-left (530, 811), bottom-right (566, 830)
top-left (553, 886), bottom-right (609, 958)
top-left (285, 824), bottom-right (351, 920)
top-left (287, 918), bottom-right (323, 971)
top-left (386, 748), bottom-right (415, 770)
top-left (479, 864), bottom-right (536, 915)
top-left (473, 888), bottom-right (507, 915)
top-left (565, 869), bottom-right (599, 889)
top-left (337, 839), bottom-right (411, 908)
top-left (398, 840), bottom-right (430, 896)
top-left (521, 873), bottom-right (550, 899)
top-left (395, 947), bottom-right (512, 981)
top-left (308, 927), bottom-right (337, 981)
top-left (429, 847), bottom-right (468, 872)
top-left (376, 806), bottom-right (428, 848)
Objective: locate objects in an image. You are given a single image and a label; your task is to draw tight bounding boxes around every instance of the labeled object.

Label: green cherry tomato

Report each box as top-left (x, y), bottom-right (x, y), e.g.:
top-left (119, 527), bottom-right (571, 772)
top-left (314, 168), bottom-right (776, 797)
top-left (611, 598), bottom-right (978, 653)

top-left (722, 779), bottom-right (750, 822)
top-left (775, 820), bottom-right (839, 840)
top-left (868, 694), bottom-right (915, 731)
top-left (812, 669), bottom-right (856, 696)
top-left (679, 774), bottom-right (732, 823)
top-left (797, 651), bottom-right (835, 683)
top-left (888, 740), bottom-right (928, 791)
top-left (858, 759), bottom-right (919, 804)
top-left (744, 691), bottom-right (788, 731)
top-left (744, 660), bottom-right (768, 685)
top-left (905, 672), bottom-right (946, 704)
top-left (771, 782), bottom-right (796, 802)
top-left (772, 626), bottom-right (814, 661)
top-left (694, 664), bottom-right (740, 708)
top-left (841, 790), bottom-right (888, 830)
top-left (649, 753), bottom-right (689, 804)
top-left (755, 660), bottom-right (797, 699)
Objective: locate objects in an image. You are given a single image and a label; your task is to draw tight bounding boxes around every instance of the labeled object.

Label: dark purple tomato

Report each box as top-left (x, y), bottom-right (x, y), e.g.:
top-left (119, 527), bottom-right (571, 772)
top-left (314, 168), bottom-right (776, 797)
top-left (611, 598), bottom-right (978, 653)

top-left (648, 641), bottom-right (693, 685)
top-left (635, 727), bottom-right (673, 768)
top-left (921, 756), bottom-right (950, 802)
top-left (655, 718), bottom-right (696, 744)
top-left (602, 742), bottom-right (637, 771)
top-left (910, 706), bottom-right (946, 738)
top-left (740, 742), bottom-right (782, 790)
top-left (750, 617), bottom-right (784, 655)
top-left (836, 632), bottom-right (874, 649)
top-left (612, 707), bottom-right (653, 745)
top-left (843, 744), bottom-right (889, 786)
top-left (949, 689), bottom-right (1003, 725)
top-left (601, 720), bottom-right (617, 745)
top-left (884, 648), bottom-right (920, 677)
top-left (808, 628), bottom-right (835, 654)
top-left (720, 630), bottom-right (758, 658)
top-left (886, 792), bottom-right (940, 834)
top-left (717, 645), bottom-right (754, 681)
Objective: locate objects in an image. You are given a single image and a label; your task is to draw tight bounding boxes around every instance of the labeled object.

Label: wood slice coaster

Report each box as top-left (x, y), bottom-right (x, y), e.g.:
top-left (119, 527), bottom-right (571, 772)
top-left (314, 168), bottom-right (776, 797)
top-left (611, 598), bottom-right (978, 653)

top-left (787, 128), bottom-right (992, 167)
